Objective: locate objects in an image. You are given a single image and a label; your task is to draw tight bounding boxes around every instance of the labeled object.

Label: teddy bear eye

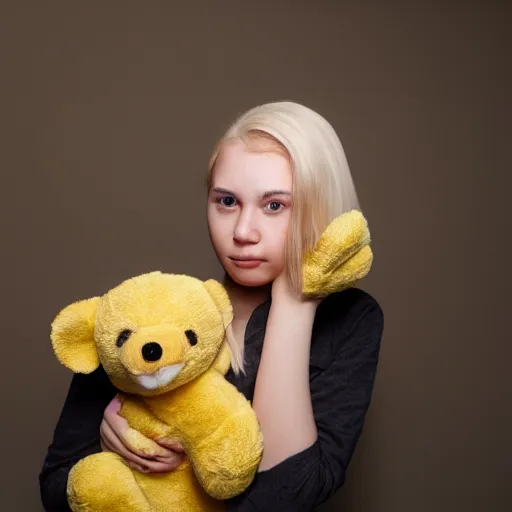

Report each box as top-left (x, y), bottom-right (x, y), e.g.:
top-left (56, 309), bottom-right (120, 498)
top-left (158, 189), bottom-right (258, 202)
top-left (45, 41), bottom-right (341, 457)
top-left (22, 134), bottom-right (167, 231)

top-left (185, 330), bottom-right (198, 346)
top-left (116, 329), bottom-right (132, 348)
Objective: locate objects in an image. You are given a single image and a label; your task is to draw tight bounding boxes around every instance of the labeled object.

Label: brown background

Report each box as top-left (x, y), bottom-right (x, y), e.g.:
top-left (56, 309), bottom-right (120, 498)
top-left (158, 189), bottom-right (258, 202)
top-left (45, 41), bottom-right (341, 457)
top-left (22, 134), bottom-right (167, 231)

top-left (1, 2), bottom-right (510, 511)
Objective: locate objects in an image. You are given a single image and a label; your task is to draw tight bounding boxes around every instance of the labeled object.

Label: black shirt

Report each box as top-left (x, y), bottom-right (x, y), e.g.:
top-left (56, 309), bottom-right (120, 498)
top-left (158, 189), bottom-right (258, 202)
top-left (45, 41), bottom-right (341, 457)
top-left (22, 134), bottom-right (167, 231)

top-left (39, 287), bottom-right (384, 512)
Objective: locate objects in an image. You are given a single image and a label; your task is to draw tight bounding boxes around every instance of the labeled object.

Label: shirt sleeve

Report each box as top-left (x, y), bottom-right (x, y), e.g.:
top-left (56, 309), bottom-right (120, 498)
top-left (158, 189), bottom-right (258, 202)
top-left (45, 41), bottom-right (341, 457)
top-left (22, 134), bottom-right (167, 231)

top-left (39, 367), bottom-right (117, 512)
top-left (224, 295), bottom-right (384, 512)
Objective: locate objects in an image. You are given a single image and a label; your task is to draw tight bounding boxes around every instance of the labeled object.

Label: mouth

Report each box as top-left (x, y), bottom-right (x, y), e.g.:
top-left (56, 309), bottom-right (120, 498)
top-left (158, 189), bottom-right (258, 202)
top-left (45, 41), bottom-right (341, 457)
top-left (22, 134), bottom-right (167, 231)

top-left (229, 257), bottom-right (265, 269)
top-left (229, 256), bottom-right (265, 261)
top-left (135, 363), bottom-right (184, 390)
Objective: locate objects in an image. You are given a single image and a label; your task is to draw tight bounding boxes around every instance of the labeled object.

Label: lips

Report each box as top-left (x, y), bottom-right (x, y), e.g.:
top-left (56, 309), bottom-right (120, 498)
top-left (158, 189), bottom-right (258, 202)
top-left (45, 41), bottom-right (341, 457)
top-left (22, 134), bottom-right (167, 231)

top-left (230, 258), bottom-right (264, 269)
top-left (229, 257), bottom-right (265, 262)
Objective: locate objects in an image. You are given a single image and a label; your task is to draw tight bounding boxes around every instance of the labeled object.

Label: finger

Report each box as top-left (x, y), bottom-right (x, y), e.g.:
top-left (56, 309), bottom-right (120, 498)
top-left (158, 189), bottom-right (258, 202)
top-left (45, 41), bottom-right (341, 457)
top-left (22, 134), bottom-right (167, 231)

top-left (101, 421), bottom-right (184, 473)
top-left (100, 422), bottom-right (127, 455)
top-left (103, 407), bottom-right (173, 459)
top-left (155, 453), bottom-right (187, 465)
top-left (106, 395), bottom-right (122, 414)
top-left (156, 439), bottom-right (186, 453)
top-left (120, 431), bottom-right (175, 459)
top-left (125, 451), bottom-right (183, 473)
top-left (127, 461), bottom-right (150, 473)
top-left (141, 455), bottom-right (184, 473)
top-left (103, 397), bottom-right (129, 432)
top-left (101, 433), bottom-right (160, 474)
top-left (102, 436), bottom-right (147, 468)
top-left (100, 420), bottom-right (159, 468)
top-left (126, 461), bottom-right (154, 473)
top-left (100, 434), bottom-right (120, 455)
top-left (130, 463), bottom-right (158, 473)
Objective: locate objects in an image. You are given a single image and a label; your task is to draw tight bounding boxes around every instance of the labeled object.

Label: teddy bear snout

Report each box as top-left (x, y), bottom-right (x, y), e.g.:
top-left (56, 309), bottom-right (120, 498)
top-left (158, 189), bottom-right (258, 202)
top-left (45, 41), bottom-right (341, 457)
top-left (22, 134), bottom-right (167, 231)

top-left (118, 323), bottom-right (188, 379)
top-left (141, 342), bottom-right (163, 362)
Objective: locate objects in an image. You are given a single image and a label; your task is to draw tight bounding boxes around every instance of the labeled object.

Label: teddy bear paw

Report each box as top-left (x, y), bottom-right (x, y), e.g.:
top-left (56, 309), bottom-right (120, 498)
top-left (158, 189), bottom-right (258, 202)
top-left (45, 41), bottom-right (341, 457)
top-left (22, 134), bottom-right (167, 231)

top-left (302, 209), bottom-right (373, 298)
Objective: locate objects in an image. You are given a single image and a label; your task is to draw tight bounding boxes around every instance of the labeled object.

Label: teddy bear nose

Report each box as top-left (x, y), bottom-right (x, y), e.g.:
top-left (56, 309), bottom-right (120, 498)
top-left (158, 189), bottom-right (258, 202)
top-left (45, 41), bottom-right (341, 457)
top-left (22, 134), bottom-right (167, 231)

top-left (141, 342), bottom-right (163, 362)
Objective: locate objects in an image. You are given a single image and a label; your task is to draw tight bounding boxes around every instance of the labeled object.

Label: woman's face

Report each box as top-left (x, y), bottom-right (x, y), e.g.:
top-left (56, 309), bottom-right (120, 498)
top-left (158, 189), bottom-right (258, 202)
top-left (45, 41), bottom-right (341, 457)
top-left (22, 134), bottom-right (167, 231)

top-left (207, 139), bottom-right (293, 287)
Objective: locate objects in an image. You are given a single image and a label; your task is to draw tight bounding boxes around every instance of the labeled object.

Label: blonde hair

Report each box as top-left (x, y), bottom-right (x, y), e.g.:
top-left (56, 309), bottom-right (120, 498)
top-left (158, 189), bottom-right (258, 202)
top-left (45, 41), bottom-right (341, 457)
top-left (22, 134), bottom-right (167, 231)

top-left (207, 101), bottom-right (360, 374)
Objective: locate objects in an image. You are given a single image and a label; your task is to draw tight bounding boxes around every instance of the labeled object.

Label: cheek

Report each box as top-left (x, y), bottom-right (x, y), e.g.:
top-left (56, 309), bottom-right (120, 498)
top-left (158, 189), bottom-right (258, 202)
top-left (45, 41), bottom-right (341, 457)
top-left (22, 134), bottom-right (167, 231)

top-left (207, 209), bottom-right (228, 252)
top-left (269, 232), bottom-right (287, 259)
top-left (265, 216), bottom-right (290, 256)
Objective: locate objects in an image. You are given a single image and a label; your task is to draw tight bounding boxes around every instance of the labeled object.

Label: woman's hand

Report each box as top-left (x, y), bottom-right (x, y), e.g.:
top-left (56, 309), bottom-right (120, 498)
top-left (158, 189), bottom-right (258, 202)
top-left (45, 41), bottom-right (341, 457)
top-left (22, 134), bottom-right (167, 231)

top-left (100, 396), bottom-right (186, 473)
top-left (271, 270), bottom-right (320, 308)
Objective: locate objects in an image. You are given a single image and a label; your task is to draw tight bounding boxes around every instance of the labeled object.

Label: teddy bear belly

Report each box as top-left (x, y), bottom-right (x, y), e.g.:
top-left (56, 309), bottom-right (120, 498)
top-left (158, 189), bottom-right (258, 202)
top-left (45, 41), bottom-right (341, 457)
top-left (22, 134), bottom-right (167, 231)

top-left (134, 463), bottom-right (226, 512)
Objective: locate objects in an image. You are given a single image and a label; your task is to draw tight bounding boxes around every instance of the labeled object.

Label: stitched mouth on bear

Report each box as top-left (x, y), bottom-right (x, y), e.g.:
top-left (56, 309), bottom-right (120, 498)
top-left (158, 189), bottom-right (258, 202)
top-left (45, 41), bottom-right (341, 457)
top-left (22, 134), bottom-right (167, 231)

top-left (136, 363), bottom-right (184, 390)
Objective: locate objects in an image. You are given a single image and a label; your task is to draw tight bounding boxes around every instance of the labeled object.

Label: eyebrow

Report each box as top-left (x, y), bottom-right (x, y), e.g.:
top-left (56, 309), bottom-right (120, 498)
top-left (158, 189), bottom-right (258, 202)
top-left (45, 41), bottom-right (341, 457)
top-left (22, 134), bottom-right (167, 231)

top-left (212, 187), bottom-right (291, 199)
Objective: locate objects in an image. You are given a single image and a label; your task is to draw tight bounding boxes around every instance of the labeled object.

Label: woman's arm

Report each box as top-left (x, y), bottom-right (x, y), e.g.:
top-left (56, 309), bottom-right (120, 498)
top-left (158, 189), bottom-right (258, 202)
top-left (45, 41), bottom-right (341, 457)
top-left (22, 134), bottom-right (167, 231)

top-left (251, 284), bottom-right (319, 471)
top-left (39, 367), bottom-right (117, 511)
top-left (226, 290), bottom-right (384, 511)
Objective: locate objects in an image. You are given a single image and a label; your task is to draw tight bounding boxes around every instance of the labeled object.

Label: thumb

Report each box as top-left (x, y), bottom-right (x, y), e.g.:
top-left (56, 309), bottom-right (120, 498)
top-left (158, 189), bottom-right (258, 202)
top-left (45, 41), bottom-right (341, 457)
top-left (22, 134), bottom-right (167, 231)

top-left (104, 395), bottom-right (129, 431)
top-left (106, 395), bottom-right (122, 414)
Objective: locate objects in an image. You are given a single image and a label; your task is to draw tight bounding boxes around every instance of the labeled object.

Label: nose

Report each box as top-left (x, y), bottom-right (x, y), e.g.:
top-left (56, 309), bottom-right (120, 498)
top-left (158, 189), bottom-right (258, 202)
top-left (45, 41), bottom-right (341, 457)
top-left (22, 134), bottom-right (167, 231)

top-left (234, 208), bottom-right (260, 244)
top-left (141, 342), bottom-right (163, 362)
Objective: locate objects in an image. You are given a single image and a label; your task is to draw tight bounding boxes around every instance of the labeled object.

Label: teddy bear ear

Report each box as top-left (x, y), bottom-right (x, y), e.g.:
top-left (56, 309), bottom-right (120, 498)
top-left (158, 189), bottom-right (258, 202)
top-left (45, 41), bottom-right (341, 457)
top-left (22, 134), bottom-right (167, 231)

top-left (50, 296), bottom-right (101, 374)
top-left (203, 279), bottom-right (234, 329)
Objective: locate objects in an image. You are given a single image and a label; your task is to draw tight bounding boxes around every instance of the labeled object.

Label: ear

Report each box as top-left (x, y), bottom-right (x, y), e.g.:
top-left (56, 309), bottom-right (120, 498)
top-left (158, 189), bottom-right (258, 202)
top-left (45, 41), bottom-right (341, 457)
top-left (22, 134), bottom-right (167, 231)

top-left (203, 279), bottom-right (233, 329)
top-left (50, 297), bottom-right (101, 374)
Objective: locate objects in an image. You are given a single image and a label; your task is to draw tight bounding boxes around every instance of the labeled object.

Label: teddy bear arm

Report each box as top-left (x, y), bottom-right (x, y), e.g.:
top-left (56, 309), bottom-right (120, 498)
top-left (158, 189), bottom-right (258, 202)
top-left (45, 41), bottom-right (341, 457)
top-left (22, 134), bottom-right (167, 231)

top-left (302, 211), bottom-right (372, 297)
top-left (118, 396), bottom-right (175, 458)
top-left (303, 244), bottom-right (373, 297)
top-left (189, 381), bottom-right (264, 500)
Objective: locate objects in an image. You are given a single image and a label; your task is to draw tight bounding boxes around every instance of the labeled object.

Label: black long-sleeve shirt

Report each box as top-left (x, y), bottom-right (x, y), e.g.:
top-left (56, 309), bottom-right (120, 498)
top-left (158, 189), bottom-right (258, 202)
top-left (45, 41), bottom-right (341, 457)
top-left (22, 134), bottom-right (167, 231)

top-left (39, 287), bottom-right (384, 512)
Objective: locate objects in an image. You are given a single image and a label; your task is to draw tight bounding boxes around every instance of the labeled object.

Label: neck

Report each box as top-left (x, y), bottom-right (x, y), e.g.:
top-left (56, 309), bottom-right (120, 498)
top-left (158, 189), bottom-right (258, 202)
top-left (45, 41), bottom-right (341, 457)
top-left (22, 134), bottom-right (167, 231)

top-left (222, 272), bottom-right (271, 319)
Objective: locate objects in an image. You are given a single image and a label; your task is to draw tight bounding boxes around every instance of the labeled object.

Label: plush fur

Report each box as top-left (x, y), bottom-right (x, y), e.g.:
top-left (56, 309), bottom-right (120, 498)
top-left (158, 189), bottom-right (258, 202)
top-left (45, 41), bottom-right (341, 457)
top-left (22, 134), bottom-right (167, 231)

top-left (50, 209), bottom-right (372, 511)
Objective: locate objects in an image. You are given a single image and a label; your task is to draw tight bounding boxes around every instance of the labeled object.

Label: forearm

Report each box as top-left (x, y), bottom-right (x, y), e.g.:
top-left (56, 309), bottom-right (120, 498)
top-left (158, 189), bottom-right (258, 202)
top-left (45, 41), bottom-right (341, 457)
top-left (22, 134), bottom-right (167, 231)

top-left (252, 298), bottom-right (318, 470)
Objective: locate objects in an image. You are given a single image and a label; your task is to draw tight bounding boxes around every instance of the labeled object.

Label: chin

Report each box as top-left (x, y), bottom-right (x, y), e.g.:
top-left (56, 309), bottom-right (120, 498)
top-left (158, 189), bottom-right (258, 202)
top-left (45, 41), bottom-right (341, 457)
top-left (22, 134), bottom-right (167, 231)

top-left (228, 269), bottom-right (275, 288)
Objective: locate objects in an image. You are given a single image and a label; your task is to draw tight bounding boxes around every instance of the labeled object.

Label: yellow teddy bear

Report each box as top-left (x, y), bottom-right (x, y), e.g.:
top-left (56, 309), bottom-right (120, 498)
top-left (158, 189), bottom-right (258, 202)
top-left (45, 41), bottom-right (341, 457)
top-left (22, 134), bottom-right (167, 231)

top-left (50, 209), bottom-right (372, 512)
top-left (51, 272), bottom-right (262, 511)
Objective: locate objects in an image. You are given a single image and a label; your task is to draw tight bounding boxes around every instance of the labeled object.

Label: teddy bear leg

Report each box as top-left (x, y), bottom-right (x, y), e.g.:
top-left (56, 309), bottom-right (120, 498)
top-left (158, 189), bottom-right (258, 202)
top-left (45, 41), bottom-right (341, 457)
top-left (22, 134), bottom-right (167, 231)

top-left (67, 452), bottom-right (152, 512)
top-left (126, 462), bottom-right (224, 512)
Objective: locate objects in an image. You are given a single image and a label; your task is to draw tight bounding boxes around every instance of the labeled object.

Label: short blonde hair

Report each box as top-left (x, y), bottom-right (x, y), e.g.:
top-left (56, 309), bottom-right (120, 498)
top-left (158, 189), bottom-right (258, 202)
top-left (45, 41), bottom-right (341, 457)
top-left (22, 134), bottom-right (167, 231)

top-left (207, 101), bottom-right (361, 374)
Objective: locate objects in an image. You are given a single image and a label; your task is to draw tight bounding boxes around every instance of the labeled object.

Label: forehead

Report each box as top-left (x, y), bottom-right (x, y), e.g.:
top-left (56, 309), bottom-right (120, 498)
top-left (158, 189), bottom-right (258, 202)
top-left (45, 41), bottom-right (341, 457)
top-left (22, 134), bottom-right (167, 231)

top-left (212, 139), bottom-right (292, 193)
top-left (99, 275), bottom-right (217, 327)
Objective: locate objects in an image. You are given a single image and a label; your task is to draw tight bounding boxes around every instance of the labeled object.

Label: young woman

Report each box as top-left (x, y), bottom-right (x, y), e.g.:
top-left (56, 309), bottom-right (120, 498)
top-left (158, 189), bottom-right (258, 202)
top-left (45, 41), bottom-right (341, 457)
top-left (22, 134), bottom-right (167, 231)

top-left (40, 101), bottom-right (384, 511)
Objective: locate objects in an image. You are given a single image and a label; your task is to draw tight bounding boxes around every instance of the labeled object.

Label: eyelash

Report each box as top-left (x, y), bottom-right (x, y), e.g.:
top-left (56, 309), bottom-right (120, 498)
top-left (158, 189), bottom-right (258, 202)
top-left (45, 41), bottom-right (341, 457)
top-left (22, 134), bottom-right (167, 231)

top-left (215, 196), bottom-right (285, 212)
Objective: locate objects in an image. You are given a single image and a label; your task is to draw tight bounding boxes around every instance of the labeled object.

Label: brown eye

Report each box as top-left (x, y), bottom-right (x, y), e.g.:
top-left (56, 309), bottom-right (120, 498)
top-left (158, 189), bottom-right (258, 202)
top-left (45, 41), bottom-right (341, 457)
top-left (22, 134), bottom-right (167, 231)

top-left (116, 329), bottom-right (132, 348)
top-left (185, 330), bottom-right (198, 346)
